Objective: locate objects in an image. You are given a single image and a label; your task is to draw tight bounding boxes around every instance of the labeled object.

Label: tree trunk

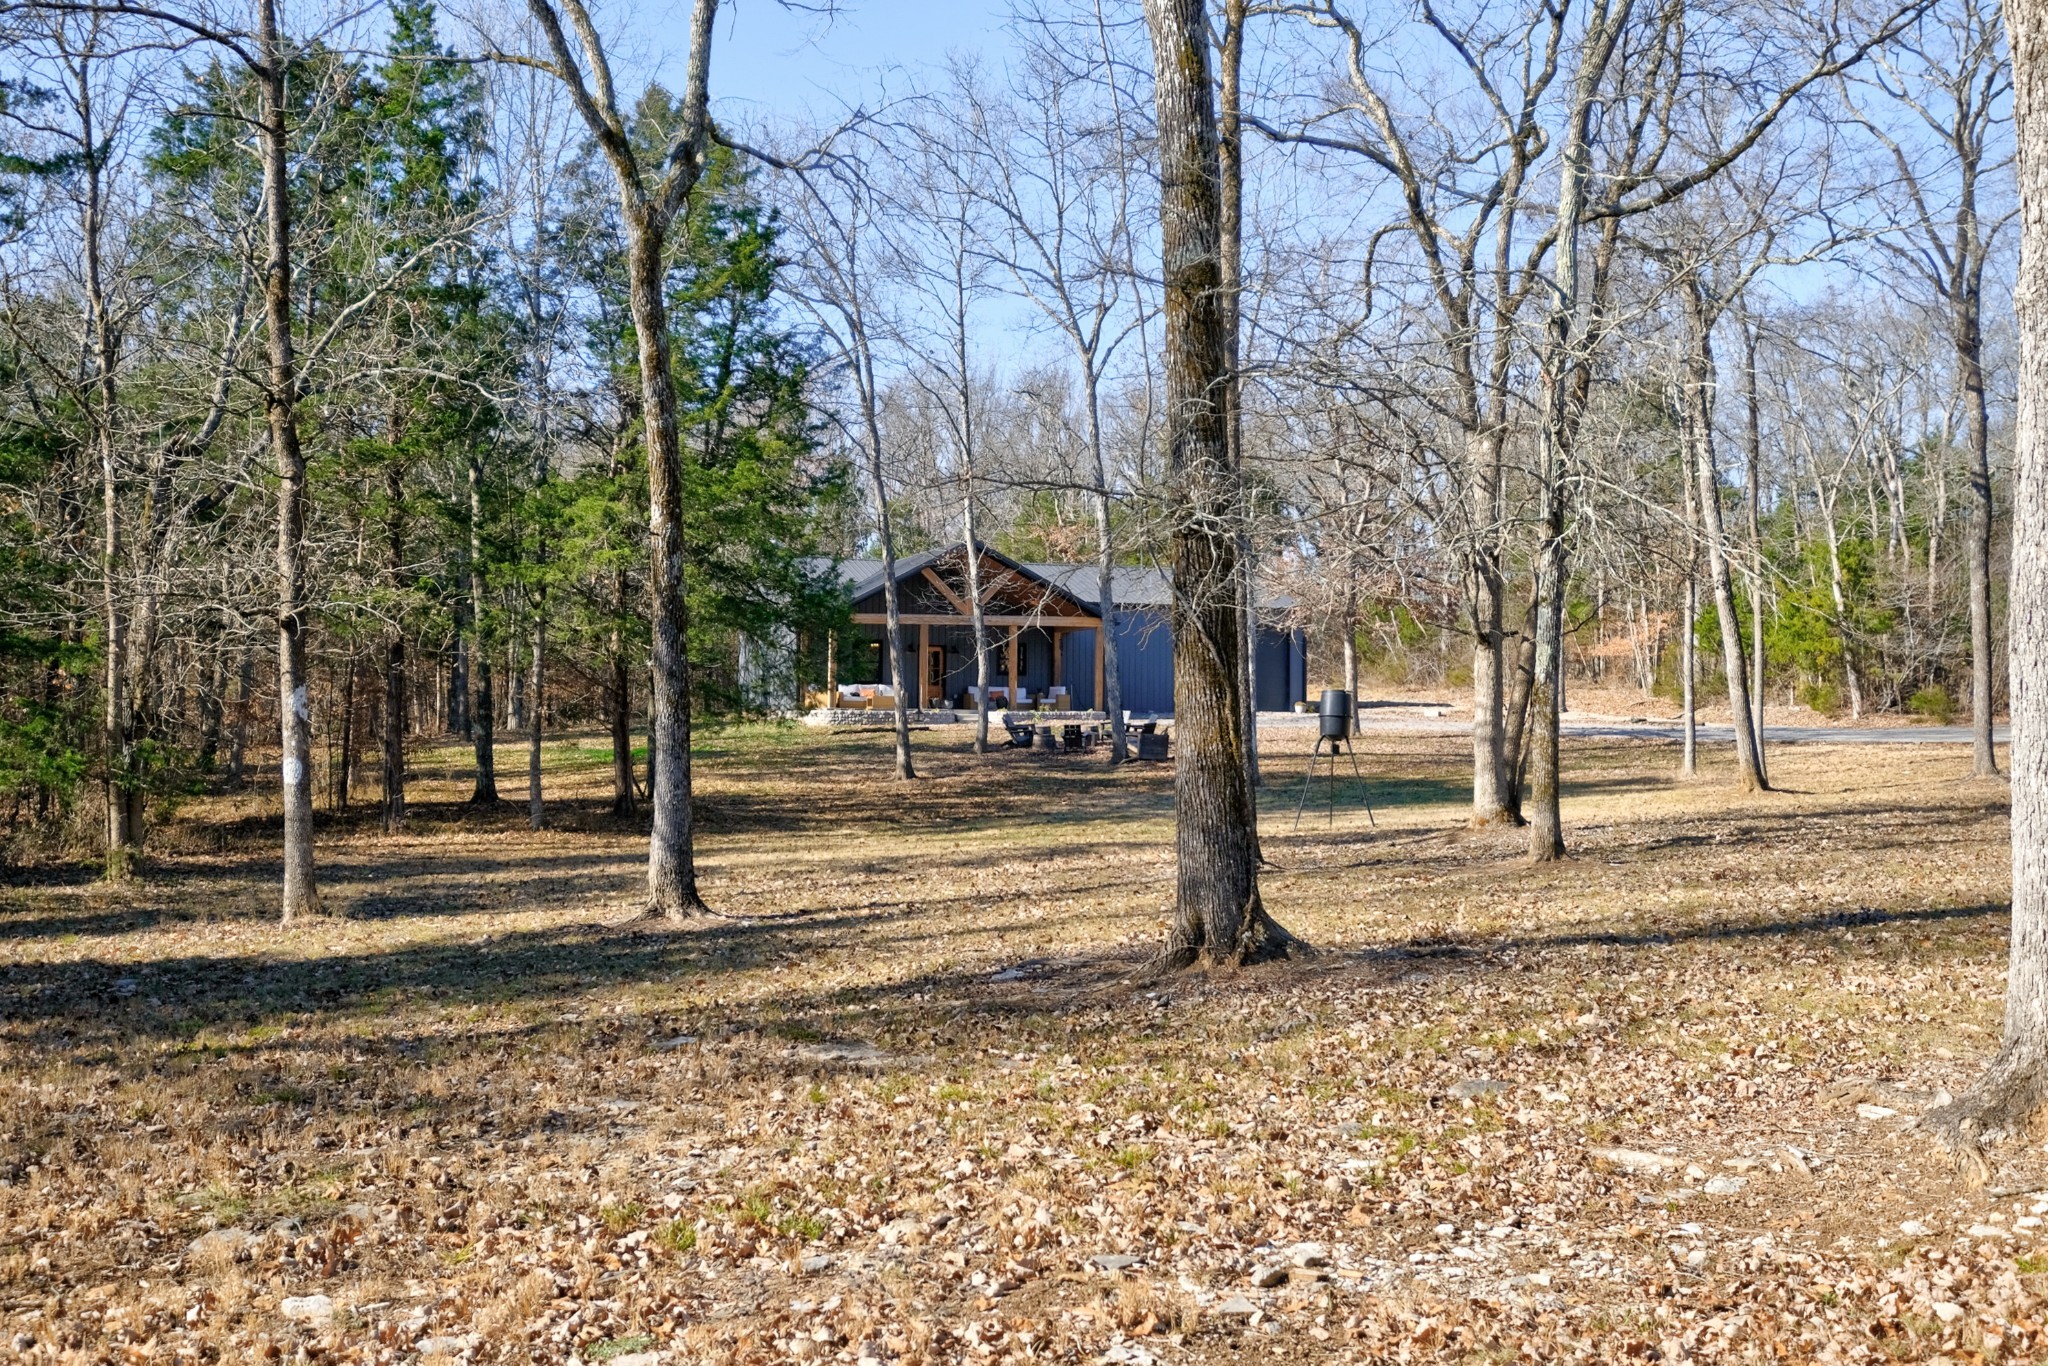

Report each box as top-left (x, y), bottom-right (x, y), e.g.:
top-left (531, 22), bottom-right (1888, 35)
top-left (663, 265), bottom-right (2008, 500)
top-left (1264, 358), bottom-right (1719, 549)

top-left (1467, 428), bottom-right (1510, 824)
top-left (383, 460), bottom-right (407, 833)
top-left (528, 611), bottom-right (544, 830)
top-left (83, 83), bottom-right (139, 878)
top-left (610, 567), bottom-right (636, 816)
top-left (197, 633), bottom-right (225, 774)
top-left (1681, 572), bottom-right (1699, 778)
top-left (1924, 0), bottom-right (2048, 1169)
top-left (1144, 0), bottom-right (1300, 968)
top-left (1218, 0), bottom-right (1257, 791)
top-left (854, 354), bottom-right (916, 779)
top-left (468, 448), bottom-right (499, 803)
top-left (260, 0), bottom-right (319, 920)
top-left (1962, 292), bottom-right (2000, 776)
top-left (1529, 531), bottom-right (1567, 859)
top-left (1524, 2), bottom-right (1625, 860)
top-left (337, 655), bottom-right (356, 810)
top-left (228, 643), bottom-right (252, 788)
top-left (1682, 287), bottom-right (1768, 792)
top-left (645, 660), bottom-right (659, 798)
top-left (1341, 588), bottom-right (1361, 737)
top-left (1086, 388), bottom-right (1126, 762)
top-left (1239, 543), bottom-right (1260, 788)
top-left (448, 614), bottom-right (469, 739)
top-left (1816, 480), bottom-right (1865, 718)
top-left (962, 498), bottom-right (992, 755)
top-left (1742, 312), bottom-right (1770, 787)
top-left (507, 607), bottom-right (526, 733)
top-left (1502, 595), bottom-right (1539, 823)
top-left (625, 223), bottom-right (709, 912)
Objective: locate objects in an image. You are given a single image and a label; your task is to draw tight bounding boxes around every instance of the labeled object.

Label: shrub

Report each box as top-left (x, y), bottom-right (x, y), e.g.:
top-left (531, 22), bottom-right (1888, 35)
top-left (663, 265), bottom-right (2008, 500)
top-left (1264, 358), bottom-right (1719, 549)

top-left (1908, 684), bottom-right (1956, 724)
top-left (1797, 680), bottom-right (1844, 716)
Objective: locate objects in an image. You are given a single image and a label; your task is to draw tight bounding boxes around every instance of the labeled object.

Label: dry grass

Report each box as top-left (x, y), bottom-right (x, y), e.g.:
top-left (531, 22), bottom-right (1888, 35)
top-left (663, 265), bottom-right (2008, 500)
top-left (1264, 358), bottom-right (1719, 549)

top-left (0, 719), bottom-right (2032, 1363)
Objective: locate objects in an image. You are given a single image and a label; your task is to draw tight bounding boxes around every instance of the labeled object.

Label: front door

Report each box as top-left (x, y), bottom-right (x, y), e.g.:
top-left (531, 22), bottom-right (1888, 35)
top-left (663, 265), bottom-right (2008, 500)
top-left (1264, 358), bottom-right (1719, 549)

top-left (928, 647), bottom-right (946, 706)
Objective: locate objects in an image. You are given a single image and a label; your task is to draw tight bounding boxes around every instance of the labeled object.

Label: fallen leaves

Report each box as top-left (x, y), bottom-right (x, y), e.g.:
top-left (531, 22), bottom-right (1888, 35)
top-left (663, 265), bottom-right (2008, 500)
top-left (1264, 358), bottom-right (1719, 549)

top-left (0, 728), bottom-right (2031, 1362)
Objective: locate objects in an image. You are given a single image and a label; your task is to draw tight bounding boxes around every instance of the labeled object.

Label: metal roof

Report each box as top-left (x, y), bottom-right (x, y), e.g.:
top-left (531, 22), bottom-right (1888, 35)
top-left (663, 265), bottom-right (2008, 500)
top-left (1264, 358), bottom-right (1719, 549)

top-left (803, 543), bottom-right (1294, 613)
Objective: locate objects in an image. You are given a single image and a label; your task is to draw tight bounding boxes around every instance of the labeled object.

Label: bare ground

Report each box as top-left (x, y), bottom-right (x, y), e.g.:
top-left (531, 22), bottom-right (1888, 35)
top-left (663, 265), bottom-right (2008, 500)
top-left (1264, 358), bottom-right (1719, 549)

top-left (0, 723), bottom-right (2034, 1364)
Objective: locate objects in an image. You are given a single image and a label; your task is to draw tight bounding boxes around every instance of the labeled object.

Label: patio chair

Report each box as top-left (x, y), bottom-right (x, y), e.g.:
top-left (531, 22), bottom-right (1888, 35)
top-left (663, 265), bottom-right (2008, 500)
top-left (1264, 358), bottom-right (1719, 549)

top-left (1136, 730), bottom-right (1170, 761)
top-left (1061, 724), bottom-right (1084, 753)
top-left (1001, 716), bottom-right (1034, 749)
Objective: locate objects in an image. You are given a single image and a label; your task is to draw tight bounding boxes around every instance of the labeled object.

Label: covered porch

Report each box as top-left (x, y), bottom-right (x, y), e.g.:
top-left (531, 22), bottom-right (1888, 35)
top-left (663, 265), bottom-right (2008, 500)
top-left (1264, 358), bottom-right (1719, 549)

top-left (827, 545), bottom-right (1108, 714)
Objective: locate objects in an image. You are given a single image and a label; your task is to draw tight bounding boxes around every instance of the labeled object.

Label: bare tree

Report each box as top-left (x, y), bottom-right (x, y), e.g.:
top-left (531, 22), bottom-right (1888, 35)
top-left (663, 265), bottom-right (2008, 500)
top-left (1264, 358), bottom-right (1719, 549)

top-left (1527, 0), bottom-right (1630, 860)
top-left (1842, 0), bottom-right (2012, 777)
top-left (964, 16), bottom-right (1151, 761)
top-left (779, 140), bottom-right (918, 780)
top-left (1923, 0), bottom-right (2048, 1177)
top-left (489, 0), bottom-right (722, 912)
top-left (896, 94), bottom-right (998, 752)
top-left (1144, 0), bottom-right (1300, 967)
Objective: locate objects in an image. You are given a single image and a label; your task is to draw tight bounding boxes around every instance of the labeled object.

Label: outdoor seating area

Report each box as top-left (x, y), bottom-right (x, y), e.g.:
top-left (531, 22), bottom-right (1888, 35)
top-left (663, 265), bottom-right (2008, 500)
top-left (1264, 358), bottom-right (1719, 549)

top-left (815, 681), bottom-right (1092, 712)
top-left (809, 683), bottom-right (898, 710)
top-left (994, 713), bottom-right (1170, 759)
top-left (964, 683), bottom-right (1072, 711)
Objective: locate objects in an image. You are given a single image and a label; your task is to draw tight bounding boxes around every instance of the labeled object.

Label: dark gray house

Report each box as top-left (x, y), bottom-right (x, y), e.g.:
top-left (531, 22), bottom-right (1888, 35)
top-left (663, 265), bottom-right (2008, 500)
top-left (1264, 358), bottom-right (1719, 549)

top-left (817, 543), bottom-right (1307, 716)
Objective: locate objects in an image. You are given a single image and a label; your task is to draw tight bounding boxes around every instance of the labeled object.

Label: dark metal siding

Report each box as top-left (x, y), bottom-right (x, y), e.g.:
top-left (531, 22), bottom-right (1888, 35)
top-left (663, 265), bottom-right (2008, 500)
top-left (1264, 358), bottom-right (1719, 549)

top-left (1061, 629), bottom-right (1098, 710)
top-left (1115, 610), bottom-right (1175, 716)
top-left (853, 611), bottom-right (1299, 716)
top-left (1254, 627), bottom-right (1308, 710)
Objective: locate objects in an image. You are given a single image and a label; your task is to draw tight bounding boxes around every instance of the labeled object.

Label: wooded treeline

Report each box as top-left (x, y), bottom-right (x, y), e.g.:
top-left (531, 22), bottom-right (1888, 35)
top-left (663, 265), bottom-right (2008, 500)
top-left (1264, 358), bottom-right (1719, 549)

top-left (0, 0), bottom-right (2019, 890)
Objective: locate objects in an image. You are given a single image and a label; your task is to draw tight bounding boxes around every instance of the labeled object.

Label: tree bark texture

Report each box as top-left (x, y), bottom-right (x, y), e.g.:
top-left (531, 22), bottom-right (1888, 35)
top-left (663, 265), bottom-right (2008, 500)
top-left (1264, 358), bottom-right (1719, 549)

top-left (528, 612), bottom-right (544, 830)
top-left (1681, 286), bottom-right (1768, 792)
top-left (626, 226), bottom-right (707, 909)
top-left (82, 79), bottom-right (140, 876)
top-left (1962, 289), bottom-right (2001, 776)
top-left (1925, 0), bottom-right (2048, 1170)
top-left (610, 566), bottom-right (636, 816)
top-left (523, 0), bottom-right (719, 913)
top-left (1144, 0), bottom-right (1298, 968)
top-left (467, 448), bottom-right (499, 803)
top-left (383, 461), bottom-right (407, 833)
top-left (1681, 570), bottom-right (1699, 777)
top-left (1741, 313), bottom-right (1771, 788)
top-left (961, 502), bottom-right (992, 755)
top-left (261, 0), bottom-right (319, 921)
top-left (1467, 429), bottom-right (1510, 824)
top-left (855, 379), bottom-right (917, 779)
top-left (1502, 596), bottom-right (1539, 825)
top-left (1218, 0), bottom-right (1258, 790)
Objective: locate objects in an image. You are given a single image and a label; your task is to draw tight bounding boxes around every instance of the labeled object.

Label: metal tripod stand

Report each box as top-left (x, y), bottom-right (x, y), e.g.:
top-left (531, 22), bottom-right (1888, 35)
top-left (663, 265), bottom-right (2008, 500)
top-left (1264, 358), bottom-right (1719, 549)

top-left (1292, 733), bottom-right (1376, 829)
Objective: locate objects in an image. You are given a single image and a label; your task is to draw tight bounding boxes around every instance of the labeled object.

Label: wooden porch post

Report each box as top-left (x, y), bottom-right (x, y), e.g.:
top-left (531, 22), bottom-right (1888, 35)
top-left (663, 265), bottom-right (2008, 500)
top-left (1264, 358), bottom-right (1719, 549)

top-left (1007, 626), bottom-right (1019, 706)
top-left (1051, 629), bottom-right (1064, 699)
top-left (918, 622), bottom-right (930, 710)
top-left (1094, 624), bottom-right (1107, 717)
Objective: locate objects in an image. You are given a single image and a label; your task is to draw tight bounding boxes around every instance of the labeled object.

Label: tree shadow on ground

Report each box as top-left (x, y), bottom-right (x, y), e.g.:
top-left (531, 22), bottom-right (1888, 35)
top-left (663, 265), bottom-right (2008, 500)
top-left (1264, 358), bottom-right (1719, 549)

top-left (1, 874), bottom-right (2005, 1072)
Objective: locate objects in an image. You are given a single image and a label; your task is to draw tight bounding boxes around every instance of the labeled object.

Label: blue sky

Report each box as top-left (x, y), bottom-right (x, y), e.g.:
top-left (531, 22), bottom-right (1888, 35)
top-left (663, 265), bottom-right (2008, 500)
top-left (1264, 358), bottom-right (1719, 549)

top-left (709, 0), bottom-right (1013, 120)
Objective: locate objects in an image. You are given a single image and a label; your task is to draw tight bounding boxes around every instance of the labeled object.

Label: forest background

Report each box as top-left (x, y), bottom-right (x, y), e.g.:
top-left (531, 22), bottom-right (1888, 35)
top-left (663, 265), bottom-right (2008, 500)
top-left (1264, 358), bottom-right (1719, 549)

top-left (0, 0), bottom-right (2013, 870)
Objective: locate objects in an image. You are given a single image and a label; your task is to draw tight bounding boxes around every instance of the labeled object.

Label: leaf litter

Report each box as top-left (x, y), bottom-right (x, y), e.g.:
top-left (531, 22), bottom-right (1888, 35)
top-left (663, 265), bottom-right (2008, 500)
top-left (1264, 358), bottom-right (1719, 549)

top-left (0, 725), bottom-right (2034, 1363)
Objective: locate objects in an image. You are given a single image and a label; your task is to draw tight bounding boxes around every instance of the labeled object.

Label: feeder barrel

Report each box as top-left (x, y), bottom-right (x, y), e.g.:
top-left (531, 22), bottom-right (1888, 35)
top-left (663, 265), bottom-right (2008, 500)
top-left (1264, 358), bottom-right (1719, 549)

top-left (1319, 689), bottom-right (1353, 741)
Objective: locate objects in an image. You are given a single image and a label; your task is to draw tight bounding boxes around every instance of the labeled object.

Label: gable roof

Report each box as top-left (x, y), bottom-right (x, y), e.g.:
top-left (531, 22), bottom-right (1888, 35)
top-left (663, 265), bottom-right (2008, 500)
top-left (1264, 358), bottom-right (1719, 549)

top-left (805, 543), bottom-right (1295, 615)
